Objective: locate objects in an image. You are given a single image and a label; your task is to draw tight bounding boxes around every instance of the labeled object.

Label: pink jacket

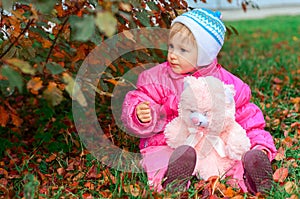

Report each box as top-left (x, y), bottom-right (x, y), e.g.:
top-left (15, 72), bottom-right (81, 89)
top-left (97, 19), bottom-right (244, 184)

top-left (121, 59), bottom-right (277, 160)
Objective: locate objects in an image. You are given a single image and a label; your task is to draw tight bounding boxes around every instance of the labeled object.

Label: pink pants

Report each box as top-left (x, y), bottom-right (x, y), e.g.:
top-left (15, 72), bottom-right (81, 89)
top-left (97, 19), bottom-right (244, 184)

top-left (140, 145), bottom-right (248, 192)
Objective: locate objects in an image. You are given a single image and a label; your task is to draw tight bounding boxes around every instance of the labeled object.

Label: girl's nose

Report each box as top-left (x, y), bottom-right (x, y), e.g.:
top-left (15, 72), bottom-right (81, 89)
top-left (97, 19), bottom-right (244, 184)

top-left (169, 52), bottom-right (177, 60)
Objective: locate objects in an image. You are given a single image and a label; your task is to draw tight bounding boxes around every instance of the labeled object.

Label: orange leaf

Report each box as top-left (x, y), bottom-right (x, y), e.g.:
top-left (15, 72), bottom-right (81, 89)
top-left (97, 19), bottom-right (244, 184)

top-left (84, 182), bottom-right (95, 190)
top-left (0, 105), bottom-right (9, 127)
top-left (57, 168), bottom-right (65, 176)
top-left (86, 165), bottom-right (101, 179)
top-left (46, 153), bottom-right (57, 163)
top-left (130, 184), bottom-right (140, 197)
top-left (10, 113), bottom-right (23, 127)
top-left (273, 77), bottom-right (283, 84)
top-left (275, 147), bottom-right (285, 161)
top-left (104, 78), bottom-right (118, 85)
top-left (224, 187), bottom-right (235, 197)
top-left (42, 39), bottom-right (53, 48)
top-left (273, 167), bottom-right (289, 182)
top-left (288, 194), bottom-right (299, 199)
top-left (231, 195), bottom-right (244, 199)
top-left (27, 77), bottom-right (43, 95)
top-left (284, 181), bottom-right (296, 194)
top-left (82, 193), bottom-right (93, 199)
top-left (99, 190), bottom-right (112, 198)
top-left (0, 168), bottom-right (8, 178)
top-left (290, 97), bottom-right (300, 104)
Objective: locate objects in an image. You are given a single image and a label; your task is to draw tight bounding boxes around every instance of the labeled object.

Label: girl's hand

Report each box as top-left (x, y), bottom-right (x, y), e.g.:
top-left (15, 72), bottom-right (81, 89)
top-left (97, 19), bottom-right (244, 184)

top-left (136, 101), bottom-right (152, 123)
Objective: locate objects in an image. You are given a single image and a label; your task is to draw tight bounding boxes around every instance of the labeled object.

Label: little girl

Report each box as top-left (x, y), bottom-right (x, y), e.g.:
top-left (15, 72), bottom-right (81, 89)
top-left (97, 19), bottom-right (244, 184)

top-left (121, 8), bottom-right (277, 194)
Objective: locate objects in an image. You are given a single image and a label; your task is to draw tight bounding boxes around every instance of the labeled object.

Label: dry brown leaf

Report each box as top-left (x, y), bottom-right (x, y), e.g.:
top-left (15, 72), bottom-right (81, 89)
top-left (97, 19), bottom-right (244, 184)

top-left (130, 183), bottom-right (140, 197)
top-left (275, 147), bottom-right (285, 161)
top-left (231, 195), bottom-right (244, 199)
top-left (273, 167), bottom-right (289, 182)
top-left (46, 153), bottom-right (57, 163)
top-left (57, 168), bottom-right (65, 176)
top-left (288, 194), bottom-right (299, 199)
top-left (86, 165), bottom-right (101, 179)
top-left (273, 77), bottom-right (283, 84)
top-left (84, 182), bottom-right (95, 190)
top-left (0, 105), bottom-right (9, 127)
top-left (224, 187), bottom-right (236, 197)
top-left (290, 97), bottom-right (300, 104)
top-left (27, 77), bottom-right (43, 95)
top-left (284, 181), bottom-right (297, 194)
top-left (10, 113), bottom-right (23, 127)
top-left (0, 168), bottom-right (8, 178)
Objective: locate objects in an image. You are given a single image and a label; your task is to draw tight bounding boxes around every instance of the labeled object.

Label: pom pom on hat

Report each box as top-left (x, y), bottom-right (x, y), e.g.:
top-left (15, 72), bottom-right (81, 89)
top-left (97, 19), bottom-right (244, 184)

top-left (171, 8), bottom-right (226, 66)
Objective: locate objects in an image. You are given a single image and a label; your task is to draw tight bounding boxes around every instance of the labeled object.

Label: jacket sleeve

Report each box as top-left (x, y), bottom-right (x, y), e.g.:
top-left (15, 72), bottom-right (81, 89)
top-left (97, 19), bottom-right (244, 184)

top-left (231, 76), bottom-right (277, 160)
top-left (121, 70), bottom-right (177, 138)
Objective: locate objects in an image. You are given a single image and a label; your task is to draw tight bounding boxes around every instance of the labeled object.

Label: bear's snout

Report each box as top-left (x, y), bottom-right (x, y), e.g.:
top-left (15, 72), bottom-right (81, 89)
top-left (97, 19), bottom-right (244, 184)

top-left (189, 112), bottom-right (208, 127)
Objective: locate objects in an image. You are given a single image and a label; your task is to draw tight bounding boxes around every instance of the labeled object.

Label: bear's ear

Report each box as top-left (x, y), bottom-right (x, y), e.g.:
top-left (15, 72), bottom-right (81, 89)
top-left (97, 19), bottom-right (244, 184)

top-left (183, 76), bottom-right (196, 89)
top-left (224, 84), bottom-right (235, 104)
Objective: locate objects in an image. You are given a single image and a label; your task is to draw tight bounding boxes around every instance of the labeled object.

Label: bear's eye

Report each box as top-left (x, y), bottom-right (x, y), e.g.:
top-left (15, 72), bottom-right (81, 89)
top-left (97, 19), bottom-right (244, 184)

top-left (203, 111), bottom-right (208, 116)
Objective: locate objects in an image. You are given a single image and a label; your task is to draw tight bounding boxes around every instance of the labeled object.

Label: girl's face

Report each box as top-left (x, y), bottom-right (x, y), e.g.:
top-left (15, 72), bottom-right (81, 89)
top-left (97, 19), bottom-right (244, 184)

top-left (167, 32), bottom-right (198, 74)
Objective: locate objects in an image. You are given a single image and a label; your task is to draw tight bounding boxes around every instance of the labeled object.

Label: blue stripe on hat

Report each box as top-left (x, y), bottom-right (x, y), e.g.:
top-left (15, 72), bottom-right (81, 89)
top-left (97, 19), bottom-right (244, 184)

top-left (182, 9), bottom-right (225, 46)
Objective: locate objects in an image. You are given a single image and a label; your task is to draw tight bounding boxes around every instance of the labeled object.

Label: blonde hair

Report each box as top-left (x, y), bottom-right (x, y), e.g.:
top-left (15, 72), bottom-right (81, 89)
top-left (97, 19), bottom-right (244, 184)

top-left (169, 23), bottom-right (196, 46)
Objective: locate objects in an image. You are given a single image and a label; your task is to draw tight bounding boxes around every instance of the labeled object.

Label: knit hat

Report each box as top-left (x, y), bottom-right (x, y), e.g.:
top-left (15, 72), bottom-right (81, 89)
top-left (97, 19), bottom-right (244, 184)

top-left (171, 8), bottom-right (226, 66)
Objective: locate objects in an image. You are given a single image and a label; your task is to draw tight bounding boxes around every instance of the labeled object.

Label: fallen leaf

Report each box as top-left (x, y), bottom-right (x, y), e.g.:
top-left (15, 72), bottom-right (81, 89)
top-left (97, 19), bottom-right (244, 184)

top-left (0, 168), bottom-right (8, 178)
top-left (275, 147), bottom-right (285, 161)
top-left (99, 189), bottom-right (112, 198)
top-left (290, 97), bottom-right (300, 104)
top-left (273, 77), bottom-right (283, 84)
top-left (231, 195), bottom-right (244, 199)
top-left (273, 167), bottom-right (289, 182)
top-left (10, 113), bottom-right (23, 127)
top-left (57, 168), bottom-right (65, 176)
top-left (287, 194), bottom-right (299, 199)
top-left (224, 187), bottom-right (235, 197)
top-left (130, 183), bottom-right (140, 197)
top-left (46, 153), bottom-right (57, 163)
top-left (0, 105), bottom-right (9, 127)
top-left (86, 165), bottom-right (101, 179)
top-left (84, 182), bottom-right (95, 190)
top-left (284, 181), bottom-right (296, 194)
top-left (82, 193), bottom-right (93, 199)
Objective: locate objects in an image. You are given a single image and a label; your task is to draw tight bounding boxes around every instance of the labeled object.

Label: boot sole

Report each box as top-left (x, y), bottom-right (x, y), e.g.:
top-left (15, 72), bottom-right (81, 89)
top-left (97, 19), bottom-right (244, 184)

top-left (163, 145), bottom-right (196, 192)
top-left (242, 149), bottom-right (273, 194)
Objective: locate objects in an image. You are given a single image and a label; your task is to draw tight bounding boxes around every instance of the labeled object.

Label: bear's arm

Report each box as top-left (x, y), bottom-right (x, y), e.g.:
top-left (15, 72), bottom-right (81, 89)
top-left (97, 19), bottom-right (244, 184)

top-left (164, 117), bottom-right (190, 148)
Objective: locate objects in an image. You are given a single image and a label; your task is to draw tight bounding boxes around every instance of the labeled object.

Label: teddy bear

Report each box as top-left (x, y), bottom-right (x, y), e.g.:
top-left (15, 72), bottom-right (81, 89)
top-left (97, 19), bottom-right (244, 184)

top-left (164, 76), bottom-right (251, 180)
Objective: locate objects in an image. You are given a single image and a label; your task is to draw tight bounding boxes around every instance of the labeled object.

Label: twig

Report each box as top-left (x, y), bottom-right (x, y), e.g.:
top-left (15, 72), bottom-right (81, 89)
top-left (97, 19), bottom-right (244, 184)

top-left (0, 19), bottom-right (34, 59)
top-left (45, 16), bottom-right (69, 63)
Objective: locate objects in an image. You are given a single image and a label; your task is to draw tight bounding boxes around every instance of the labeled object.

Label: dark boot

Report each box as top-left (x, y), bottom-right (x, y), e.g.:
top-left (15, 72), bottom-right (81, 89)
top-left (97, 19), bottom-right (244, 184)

top-left (242, 149), bottom-right (273, 195)
top-left (162, 145), bottom-right (196, 192)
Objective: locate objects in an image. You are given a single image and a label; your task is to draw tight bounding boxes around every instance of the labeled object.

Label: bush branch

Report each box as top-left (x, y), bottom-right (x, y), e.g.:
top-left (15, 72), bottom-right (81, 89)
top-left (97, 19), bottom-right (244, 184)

top-left (45, 17), bottom-right (69, 63)
top-left (0, 19), bottom-right (34, 59)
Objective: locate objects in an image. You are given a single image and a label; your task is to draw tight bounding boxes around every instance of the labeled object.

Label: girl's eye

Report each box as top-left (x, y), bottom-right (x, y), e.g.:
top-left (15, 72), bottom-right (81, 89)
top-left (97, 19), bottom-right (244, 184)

top-left (180, 48), bottom-right (187, 52)
top-left (168, 44), bottom-right (174, 49)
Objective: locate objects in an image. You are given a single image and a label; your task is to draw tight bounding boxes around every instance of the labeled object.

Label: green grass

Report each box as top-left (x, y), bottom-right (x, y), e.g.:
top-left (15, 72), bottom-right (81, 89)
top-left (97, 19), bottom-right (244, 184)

top-left (220, 15), bottom-right (300, 198)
